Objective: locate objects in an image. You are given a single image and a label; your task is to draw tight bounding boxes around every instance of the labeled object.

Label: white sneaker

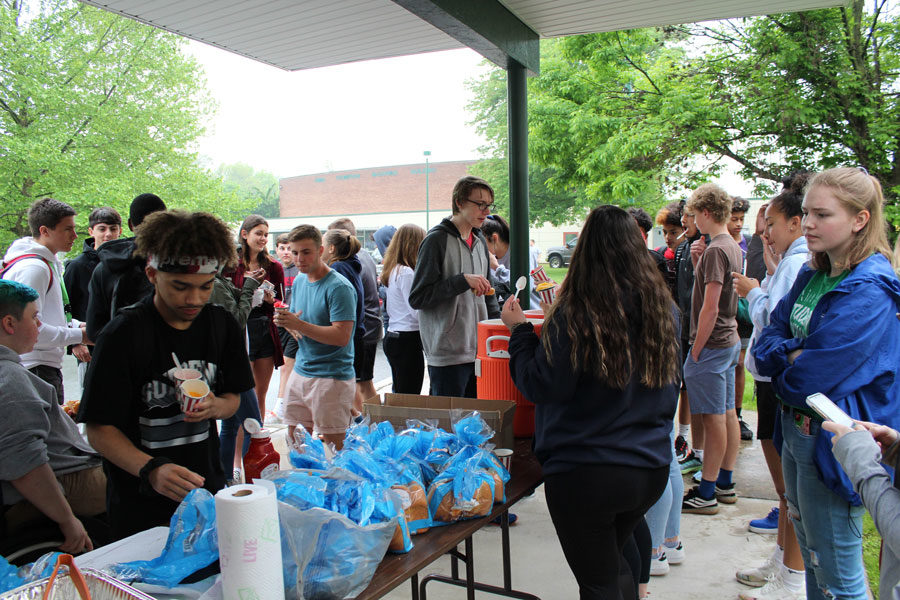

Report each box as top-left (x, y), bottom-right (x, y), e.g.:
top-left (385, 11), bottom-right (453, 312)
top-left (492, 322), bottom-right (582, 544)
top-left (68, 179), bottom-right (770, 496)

top-left (649, 553), bottom-right (669, 576)
top-left (738, 574), bottom-right (805, 600)
top-left (664, 542), bottom-right (685, 565)
top-left (736, 555), bottom-right (779, 587)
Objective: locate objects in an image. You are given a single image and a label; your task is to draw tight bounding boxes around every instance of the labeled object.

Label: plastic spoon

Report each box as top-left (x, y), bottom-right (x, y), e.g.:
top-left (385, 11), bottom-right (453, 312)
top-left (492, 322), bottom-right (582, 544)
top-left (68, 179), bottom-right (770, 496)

top-left (513, 275), bottom-right (527, 300)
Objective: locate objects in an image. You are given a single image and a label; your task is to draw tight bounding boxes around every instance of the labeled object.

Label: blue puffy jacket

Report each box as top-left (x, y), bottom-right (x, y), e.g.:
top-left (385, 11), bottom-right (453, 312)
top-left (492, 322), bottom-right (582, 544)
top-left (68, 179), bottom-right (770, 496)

top-left (753, 253), bottom-right (900, 504)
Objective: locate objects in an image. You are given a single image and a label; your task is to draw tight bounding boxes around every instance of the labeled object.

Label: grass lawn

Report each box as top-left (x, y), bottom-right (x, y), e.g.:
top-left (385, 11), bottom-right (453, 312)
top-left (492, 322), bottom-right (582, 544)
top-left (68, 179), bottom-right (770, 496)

top-left (542, 264), bottom-right (568, 284)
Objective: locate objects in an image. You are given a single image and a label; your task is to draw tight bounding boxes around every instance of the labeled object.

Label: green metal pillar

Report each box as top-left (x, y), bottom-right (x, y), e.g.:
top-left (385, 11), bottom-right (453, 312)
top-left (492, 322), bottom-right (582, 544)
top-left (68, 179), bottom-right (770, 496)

top-left (507, 59), bottom-right (530, 308)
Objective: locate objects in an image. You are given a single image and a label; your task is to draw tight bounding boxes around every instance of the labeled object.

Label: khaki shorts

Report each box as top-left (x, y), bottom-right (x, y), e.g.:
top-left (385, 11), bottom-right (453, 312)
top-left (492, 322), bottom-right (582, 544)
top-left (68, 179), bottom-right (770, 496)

top-left (284, 371), bottom-right (354, 435)
top-left (3, 465), bottom-right (107, 535)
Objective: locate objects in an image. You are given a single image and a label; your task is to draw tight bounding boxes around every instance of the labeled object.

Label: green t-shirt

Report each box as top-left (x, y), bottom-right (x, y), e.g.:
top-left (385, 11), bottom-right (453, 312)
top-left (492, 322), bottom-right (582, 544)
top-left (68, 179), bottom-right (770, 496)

top-left (789, 270), bottom-right (849, 338)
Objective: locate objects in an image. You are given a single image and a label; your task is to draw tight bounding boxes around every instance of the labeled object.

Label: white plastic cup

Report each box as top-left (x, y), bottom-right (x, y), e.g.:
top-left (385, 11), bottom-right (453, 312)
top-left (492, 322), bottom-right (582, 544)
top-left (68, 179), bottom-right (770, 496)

top-left (179, 378), bottom-right (210, 413)
top-left (494, 448), bottom-right (514, 473)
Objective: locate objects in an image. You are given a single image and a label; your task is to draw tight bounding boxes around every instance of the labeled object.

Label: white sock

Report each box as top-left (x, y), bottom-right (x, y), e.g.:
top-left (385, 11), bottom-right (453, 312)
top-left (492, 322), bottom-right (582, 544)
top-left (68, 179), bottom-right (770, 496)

top-left (780, 564), bottom-right (804, 591)
top-left (678, 424), bottom-right (690, 438)
top-left (772, 545), bottom-right (784, 565)
top-left (694, 449), bottom-right (704, 461)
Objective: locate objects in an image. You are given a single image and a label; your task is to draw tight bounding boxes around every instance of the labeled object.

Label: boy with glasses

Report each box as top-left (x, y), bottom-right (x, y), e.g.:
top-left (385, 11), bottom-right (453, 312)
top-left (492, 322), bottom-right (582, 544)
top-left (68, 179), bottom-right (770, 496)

top-left (409, 176), bottom-right (500, 397)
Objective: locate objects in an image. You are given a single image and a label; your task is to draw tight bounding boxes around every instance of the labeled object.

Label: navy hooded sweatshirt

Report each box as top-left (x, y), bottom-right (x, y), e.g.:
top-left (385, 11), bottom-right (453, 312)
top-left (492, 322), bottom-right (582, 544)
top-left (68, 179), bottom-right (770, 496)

top-left (508, 303), bottom-right (680, 476)
top-left (331, 255), bottom-right (366, 342)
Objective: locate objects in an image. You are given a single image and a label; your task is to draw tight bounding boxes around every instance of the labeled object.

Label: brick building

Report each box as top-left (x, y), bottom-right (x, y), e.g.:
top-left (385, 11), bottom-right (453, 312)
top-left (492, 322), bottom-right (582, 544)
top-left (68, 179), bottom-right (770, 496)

top-left (266, 159), bottom-right (582, 259)
top-left (268, 160), bottom-right (476, 251)
top-left (279, 160), bottom-right (473, 219)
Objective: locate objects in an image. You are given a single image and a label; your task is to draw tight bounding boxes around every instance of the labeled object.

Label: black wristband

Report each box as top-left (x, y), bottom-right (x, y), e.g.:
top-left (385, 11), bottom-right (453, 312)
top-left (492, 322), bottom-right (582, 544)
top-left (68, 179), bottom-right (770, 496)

top-left (139, 456), bottom-right (174, 496)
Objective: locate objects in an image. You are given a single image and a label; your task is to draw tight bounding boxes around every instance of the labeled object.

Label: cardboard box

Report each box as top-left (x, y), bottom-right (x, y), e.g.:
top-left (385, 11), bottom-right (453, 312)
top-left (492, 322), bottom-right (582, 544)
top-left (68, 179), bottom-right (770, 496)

top-left (363, 393), bottom-right (516, 449)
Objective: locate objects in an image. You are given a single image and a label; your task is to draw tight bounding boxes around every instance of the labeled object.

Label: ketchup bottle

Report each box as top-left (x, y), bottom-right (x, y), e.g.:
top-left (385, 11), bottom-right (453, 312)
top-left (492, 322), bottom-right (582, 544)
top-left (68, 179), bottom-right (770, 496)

top-left (242, 418), bottom-right (281, 482)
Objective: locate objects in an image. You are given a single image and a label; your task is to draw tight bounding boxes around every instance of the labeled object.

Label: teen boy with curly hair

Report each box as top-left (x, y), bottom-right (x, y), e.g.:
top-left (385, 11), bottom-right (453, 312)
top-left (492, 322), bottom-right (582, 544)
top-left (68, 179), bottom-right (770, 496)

top-left (78, 211), bottom-right (253, 539)
top-left (681, 184), bottom-right (743, 515)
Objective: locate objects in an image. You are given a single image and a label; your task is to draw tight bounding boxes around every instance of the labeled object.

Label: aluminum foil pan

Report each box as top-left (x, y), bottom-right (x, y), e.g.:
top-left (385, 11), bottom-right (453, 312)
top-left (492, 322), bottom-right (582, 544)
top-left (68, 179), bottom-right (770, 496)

top-left (0, 567), bottom-right (156, 600)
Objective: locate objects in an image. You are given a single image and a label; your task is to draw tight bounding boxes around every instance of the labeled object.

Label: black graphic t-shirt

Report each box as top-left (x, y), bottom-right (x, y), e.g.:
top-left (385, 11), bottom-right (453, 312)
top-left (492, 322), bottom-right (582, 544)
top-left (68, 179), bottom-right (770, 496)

top-left (79, 296), bottom-right (253, 538)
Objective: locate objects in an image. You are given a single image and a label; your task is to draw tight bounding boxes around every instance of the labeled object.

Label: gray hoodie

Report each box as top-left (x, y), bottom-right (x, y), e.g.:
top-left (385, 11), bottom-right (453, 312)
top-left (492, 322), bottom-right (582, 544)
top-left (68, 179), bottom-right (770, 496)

top-left (832, 430), bottom-right (900, 598)
top-left (409, 218), bottom-right (500, 367)
top-left (0, 346), bottom-right (99, 505)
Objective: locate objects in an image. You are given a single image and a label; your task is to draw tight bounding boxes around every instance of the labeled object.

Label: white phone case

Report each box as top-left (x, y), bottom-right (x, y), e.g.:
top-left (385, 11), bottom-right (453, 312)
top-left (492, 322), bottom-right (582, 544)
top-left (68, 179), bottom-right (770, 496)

top-left (806, 393), bottom-right (855, 428)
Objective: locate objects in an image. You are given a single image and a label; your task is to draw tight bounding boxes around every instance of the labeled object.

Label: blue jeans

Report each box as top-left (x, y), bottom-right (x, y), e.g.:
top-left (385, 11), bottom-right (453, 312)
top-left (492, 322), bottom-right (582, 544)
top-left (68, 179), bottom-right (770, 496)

top-left (781, 409), bottom-right (866, 600)
top-left (219, 389), bottom-right (263, 472)
top-left (644, 427), bottom-right (683, 549)
top-left (428, 363), bottom-right (476, 398)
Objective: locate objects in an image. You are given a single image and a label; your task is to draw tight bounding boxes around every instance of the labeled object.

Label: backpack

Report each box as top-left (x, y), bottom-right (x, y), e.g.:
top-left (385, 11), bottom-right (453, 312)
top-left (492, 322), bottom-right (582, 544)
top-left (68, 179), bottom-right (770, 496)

top-left (0, 254), bottom-right (53, 292)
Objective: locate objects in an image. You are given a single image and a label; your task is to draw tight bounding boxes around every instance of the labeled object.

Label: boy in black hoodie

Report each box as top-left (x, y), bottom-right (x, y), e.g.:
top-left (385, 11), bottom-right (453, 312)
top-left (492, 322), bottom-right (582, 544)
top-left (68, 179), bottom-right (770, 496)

top-left (85, 194), bottom-right (165, 341)
top-left (64, 207), bottom-right (122, 383)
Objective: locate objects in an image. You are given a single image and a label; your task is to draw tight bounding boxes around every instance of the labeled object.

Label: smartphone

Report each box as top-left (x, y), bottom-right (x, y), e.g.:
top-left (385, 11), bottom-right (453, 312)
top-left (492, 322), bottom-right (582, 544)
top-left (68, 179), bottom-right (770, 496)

top-left (805, 393), bottom-right (855, 428)
top-left (702, 233), bottom-right (711, 244)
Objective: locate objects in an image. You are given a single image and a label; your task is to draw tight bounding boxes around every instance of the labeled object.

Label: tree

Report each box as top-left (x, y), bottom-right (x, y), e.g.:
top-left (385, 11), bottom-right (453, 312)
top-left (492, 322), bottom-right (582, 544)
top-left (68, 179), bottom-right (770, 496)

top-left (467, 0), bottom-right (900, 225)
top-left (465, 60), bottom-right (590, 226)
top-left (0, 0), bottom-right (249, 250)
top-left (216, 163), bottom-right (281, 220)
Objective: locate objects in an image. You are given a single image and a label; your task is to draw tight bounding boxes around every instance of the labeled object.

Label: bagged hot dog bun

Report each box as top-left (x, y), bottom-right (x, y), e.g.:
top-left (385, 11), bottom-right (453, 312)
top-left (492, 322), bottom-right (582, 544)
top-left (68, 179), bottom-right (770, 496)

top-left (429, 480), bottom-right (493, 523)
top-left (393, 483), bottom-right (430, 535)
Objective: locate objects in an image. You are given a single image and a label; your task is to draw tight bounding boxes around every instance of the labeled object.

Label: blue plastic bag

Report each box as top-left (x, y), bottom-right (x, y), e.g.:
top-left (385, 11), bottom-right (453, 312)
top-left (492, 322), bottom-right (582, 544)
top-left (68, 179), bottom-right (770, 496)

top-left (289, 426), bottom-right (332, 470)
top-left (452, 411), bottom-right (494, 447)
top-left (327, 457), bottom-right (413, 553)
top-left (0, 552), bottom-right (64, 594)
top-left (111, 488), bottom-right (218, 588)
top-left (271, 470), bottom-right (329, 510)
top-left (426, 455), bottom-right (495, 526)
top-left (0, 555), bottom-right (24, 594)
top-left (445, 445), bottom-right (510, 504)
top-left (277, 502), bottom-right (395, 600)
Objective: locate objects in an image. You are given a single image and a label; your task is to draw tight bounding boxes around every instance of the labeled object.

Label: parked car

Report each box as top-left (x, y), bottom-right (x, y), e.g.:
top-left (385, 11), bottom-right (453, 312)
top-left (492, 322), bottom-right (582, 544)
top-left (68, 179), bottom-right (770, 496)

top-left (545, 238), bottom-right (577, 268)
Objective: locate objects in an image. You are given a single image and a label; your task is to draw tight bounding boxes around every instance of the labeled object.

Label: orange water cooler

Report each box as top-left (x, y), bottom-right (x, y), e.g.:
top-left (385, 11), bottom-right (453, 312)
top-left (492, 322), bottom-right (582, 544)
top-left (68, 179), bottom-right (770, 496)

top-left (475, 317), bottom-right (543, 437)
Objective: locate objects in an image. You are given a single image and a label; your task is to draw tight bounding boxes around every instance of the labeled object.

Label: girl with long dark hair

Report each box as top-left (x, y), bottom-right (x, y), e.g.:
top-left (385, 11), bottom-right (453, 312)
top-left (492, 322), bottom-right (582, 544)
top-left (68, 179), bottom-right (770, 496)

top-left (503, 205), bottom-right (680, 599)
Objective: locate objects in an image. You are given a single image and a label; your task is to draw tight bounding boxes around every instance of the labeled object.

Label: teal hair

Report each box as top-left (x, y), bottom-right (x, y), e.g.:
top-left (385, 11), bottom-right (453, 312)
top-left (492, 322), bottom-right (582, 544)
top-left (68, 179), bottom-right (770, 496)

top-left (0, 280), bottom-right (39, 319)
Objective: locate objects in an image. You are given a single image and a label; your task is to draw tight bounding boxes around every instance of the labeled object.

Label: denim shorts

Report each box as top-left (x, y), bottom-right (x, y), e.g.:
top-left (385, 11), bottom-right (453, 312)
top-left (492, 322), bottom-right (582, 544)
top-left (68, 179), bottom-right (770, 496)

top-left (683, 343), bottom-right (741, 415)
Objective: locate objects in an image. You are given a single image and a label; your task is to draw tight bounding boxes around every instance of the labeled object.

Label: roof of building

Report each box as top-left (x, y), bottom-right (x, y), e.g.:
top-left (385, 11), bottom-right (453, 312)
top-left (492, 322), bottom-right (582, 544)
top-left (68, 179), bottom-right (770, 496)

top-left (81, 0), bottom-right (845, 72)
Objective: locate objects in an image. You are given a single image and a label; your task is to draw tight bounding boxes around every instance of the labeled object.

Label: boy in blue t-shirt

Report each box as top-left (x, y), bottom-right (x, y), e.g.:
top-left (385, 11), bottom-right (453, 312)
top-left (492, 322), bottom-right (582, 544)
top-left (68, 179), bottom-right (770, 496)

top-left (274, 225), bottom-right (356, 449)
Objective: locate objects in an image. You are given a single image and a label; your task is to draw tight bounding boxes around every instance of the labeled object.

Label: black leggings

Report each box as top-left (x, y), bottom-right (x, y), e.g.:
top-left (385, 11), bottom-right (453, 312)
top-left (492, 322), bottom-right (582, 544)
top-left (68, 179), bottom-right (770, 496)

top-left (383, 330), bottom-right (425, 394)
top-left (544, 464), bottom-right (668, 600)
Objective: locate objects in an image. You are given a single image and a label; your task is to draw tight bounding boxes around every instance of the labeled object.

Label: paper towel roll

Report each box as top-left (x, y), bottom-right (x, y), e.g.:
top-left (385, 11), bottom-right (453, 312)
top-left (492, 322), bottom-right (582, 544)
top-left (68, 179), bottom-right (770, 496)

top-left (215, 483), bottom-right (285, 600)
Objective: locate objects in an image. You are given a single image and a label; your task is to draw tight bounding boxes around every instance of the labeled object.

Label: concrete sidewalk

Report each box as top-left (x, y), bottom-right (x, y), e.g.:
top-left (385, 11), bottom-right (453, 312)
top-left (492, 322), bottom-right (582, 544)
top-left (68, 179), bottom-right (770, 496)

top-left (279, 374), bottom-right (782, 600)
top-left (371, 411), bottom-right (782, 600)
